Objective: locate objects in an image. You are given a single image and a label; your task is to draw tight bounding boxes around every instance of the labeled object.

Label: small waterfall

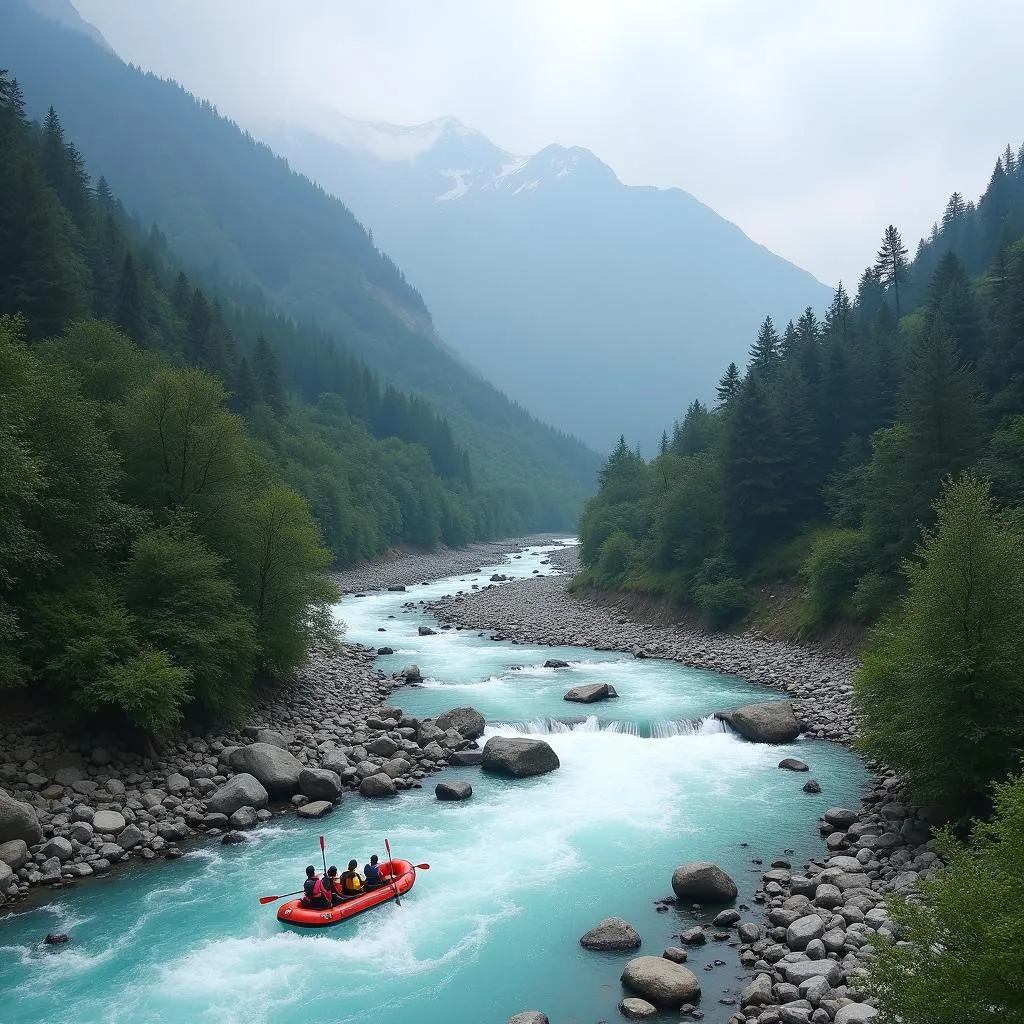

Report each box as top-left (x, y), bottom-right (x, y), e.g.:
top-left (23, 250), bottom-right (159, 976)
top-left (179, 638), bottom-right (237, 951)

top-left (496, 714), bottom-right (728, 738)
top-left (649, 715), bottom-right (730, 738)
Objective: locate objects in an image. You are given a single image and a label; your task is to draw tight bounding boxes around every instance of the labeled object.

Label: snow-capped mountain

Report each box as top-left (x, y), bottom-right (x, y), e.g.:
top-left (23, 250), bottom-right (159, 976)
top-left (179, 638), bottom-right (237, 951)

top-left (257, 113), bottom-right (833, 452)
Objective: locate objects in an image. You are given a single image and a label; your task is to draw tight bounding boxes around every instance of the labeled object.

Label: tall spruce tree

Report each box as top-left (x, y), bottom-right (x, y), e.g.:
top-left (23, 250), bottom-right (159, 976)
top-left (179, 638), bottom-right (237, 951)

top-left (749, 315), bottom-right (781, 375)
top-left (715, 361), bottom-right (741, 406)
top-left (875, 225), bottom-right (910, 317)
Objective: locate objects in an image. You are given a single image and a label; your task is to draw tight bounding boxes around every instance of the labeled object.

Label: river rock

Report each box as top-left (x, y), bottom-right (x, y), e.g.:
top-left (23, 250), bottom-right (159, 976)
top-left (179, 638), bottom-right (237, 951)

top-left (229, 806), bottom-right (259, 829)
top-left (482, 737), bottom-right (559, 778)
top-left (506, 1013), bottom-right (549, 1024)
top-left (42, 836), bottom-right (74, 862)
top-left (671, 861), bottom-right (738, 902)
top-left (377, 646), bottom-right (394, 655)
top-left (435, 781), bottom-right (472, 801)
top-left (678, 927), bottom-right (707, 945)
top-left (436, 707), bottom-right (486, 739)
top-left (824, 807), bottom-right (859, 829)
top-left (803, 780), bottom-right (822, 794)
top-left (116, 825), bottom-right (143, 850)
top-left (544, 659), bottom-right (569, 669)
top-left (359, 773), bottom-right (397, 798)
top-left (166, 772), bottom-right (190, 795)
top-left (787, 914), bottom-right (826, 951)
top-left (296, 800), bottom-right (333, 819)
top-left (321, 749), bottom-right (350, 774)
top-left (298, 767), bottom-right (343, 801)
top-left (400, 665), bottom-right (422, 683)
top-left (579, 917), bottom-right (641, 950)
top-left (44, 932), bottom-right (70, 945)
top-left (620, 955), bottom-right (700, 1008)
top-left (449, 750), bottom-right (483, 767)
top-left (741, 973), bottom-right (774, 1007)
top-left (834, 1005), bottom-right (879, 1023)
top-left (229, 743), bottom-right (303, 796)
top-left (0, 838), bottom-right (29, 870)
top-left (563, 683), bottom-right (611, 703)
top-left (619, 997), bottom-right (658, 1019)
top-left (0, 860), bottom-right (13, 892)
top-left (91, 809), bottom-right (126, 835)
top-left (782, 960), bottom-right (843, 987)
top-left (779, 758), bottom-right (809, 772)
top-left (367, 736), bottom-right (399, 757)
top-left (207, 774), bottom-right (269, 815)
top-left (715, 701), bottom-right (801, 743)
top-left (418, 625), bottom-right (436, 636)
top-left (662, 946), bottom-right (688, 963)
top-left (0, 789), bottom-right (42, 845)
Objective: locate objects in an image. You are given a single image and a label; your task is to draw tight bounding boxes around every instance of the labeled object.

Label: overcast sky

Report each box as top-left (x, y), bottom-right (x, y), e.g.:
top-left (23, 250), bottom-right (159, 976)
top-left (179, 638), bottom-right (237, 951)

top-left (75, 0), bottom-right (1024, 286)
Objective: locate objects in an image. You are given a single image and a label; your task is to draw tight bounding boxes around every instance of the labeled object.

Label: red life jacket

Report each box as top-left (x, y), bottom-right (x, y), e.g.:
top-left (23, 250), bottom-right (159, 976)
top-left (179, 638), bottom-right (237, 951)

top-left (311, 876), bottom-right (329, 901)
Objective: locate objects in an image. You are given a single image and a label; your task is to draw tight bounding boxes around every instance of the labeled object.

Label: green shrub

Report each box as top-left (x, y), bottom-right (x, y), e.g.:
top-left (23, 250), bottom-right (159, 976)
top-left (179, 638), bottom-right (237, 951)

top-left (865, 770), bottom-right (1024, 1023)
top-left (694, 566), bottom-right (749, 628)
top-left (801, 527), bottom-right (870, 625)
top-left (86, 650), bottom-right (191, 736)
top-left (596, 530), bottom-right (636, 586)
top-left (851, 570), bottom-right (899, 621)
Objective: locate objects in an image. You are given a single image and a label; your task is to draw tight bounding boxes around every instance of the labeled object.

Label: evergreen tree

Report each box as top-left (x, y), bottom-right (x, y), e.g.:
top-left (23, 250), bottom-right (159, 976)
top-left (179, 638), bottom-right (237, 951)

top-left (715, 361), bottom-right (741, 406)
top-left (748, 315), bottom-right (780, 375)
top-left (116, 250), bottom-right (146, 345)
top-left (875, 224), bottom-right (910, 317)
top-left (253, 334), bottom-right (285, 414)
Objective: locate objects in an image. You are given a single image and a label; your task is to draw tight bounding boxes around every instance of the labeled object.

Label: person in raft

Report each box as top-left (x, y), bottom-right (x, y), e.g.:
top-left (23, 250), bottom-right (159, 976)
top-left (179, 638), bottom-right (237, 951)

top-left (363, 854), bottom-right (383, 891)
top-left (302, 865), bottom-right (331, 909)
top-left (323, 865), bottom-right (344, 905)
top-left (339, 859), bottom-right (364, 897)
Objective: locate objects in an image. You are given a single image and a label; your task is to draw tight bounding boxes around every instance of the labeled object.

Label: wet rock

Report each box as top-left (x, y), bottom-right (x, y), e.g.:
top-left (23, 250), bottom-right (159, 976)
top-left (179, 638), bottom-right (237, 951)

top-left (782, 960), bottom-right (843, 987)
top-left (543, 659), bottom-right (569, 669)
top-left (400, 665), bottom-right (422, 683)
top-left (44, 933), bottom-right (70, 945)
top-left (436, 707), bottom-right (486, 740)
top-left (435, 781), bottom-right (472, 801)
top-left (298, 767), bottom-right (343, 801)
top-left (482, 737), bottom-right (559, 778)
top-left (41, 837), bottom-right (73, 862)
top-left (221, 831), bottom-right (247, 845)
top-left (803, 780), bottom-right (822, 794)
top-left (377, 647), bottom-right (395, 655)
top-left (0, 789), bottom-right (42, 846)
top-left (228, 806), bottom-right (259, 829)
top-left (563, 683), bottom-right (611, 703)
top-left (715, 701), bottom-right (801, 743)
top-left (359, 773), bottom-right (397, 798)
top-left (621, 955), bottom-right (701, 1007)
top-left (228, 743), bottom-right (303, 797)
top-left (579, 917), bottom-right (641, 951)
top-left (417, 626), bottom-right (437, 636)
top-left (823, 807), bottom-right (859, 829)
top-left (786, 914), bottom-right (826, 951)
top-left (679, 927), bottom-right (707, 945)
top-left (296, 800), bottom-right (333, 819)
top-left (620, 996), bottom-right (658, 1019)
top-left (671, 861), bottom-right (738, 902)
top-left (449, 750), bottom-right (484, 767)
top-left (740, 973), bottom-right (773, 1007)
top-left (779, 758), bottom-right (809, 772)
top-left (116, 825), bottom-right (143, 850)
top-left (506, 1013), bottom-right (548, 1024)
top-left (712, 908), bottom-right (741, 926)
top-left (207, 774), bottom-right (269, 816)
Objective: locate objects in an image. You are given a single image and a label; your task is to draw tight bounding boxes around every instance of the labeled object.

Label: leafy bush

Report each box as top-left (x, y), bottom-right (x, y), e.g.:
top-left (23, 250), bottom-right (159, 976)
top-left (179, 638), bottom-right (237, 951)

top-left (86, 651), bottom-right (191, 736)
top-left (694, 577), bottom-right (749, 628)
top-left (855, 474), bottom-right (1024, 821)
top-left (851, 570), bottom-right (899, 621)
top-left (801, 527), bottom-right (870, 625)
top-left (596, 530), bottom-right (637, 586)
top-left (865, 770), bottom-right (1024, 1023)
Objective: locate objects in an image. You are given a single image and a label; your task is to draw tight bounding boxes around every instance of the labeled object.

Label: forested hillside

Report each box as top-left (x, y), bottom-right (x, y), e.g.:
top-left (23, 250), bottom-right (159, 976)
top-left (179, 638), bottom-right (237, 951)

top-left (0, 0), bottom-right (599, 522)
top-left (0, 64), bottom-right (573, 736)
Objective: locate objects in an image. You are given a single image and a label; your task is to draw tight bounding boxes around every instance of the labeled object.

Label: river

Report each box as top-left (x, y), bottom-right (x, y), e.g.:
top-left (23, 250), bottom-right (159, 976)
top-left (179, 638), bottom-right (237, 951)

top-left (0, 541), bottom-right (867, 1024)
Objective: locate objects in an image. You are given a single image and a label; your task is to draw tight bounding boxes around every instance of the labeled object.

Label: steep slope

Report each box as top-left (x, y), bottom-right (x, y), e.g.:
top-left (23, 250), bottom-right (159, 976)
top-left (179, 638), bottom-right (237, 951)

top-left (0, 0), bottom-right (599, 519)
top-left (257, 114), bottom-right (835, 451)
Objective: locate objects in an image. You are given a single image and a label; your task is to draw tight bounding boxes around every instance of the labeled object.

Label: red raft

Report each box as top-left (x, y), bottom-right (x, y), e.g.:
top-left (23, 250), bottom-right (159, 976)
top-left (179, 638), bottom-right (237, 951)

top-left (277, 859), bottom-right (417, 927)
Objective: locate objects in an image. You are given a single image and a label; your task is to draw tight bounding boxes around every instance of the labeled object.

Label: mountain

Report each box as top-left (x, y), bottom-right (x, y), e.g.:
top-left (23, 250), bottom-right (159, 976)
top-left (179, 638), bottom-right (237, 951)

top-left (255, 113), bottom-right (835, 451)
top-left (24, 0), bottom-right (110, 49)
top-left (0, 0), bottom-right (599, 528)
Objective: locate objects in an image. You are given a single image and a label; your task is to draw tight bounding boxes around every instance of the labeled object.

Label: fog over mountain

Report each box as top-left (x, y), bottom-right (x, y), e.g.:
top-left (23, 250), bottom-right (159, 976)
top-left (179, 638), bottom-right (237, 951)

top-left (257, 114), bottom-right (832, 451)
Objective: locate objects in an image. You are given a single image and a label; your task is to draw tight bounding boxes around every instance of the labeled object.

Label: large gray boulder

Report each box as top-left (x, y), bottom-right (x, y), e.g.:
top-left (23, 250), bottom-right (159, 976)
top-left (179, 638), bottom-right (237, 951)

top-left (298, 768), bottom-right (343, 801)
top-left (619, 997), bottom-right (657, 1020)
top-left (207, 774), bottom-right (269, 815)
top-left (449, 750), bottom-right (483, 767)
top-left (620, 955), bottom-right (701, 1008)
top-left (741, 973), bottom-right (774, 1007)
top-left (435, 781), bottom-right (472, 801)
top-left (579, 917), bottom-right (641, 950)
top-left (0, 838), bottom-right (29, 870)
top-left (255, 728), bottom-right (290, 749)
top-left (563, 683), bottom-right (611, 703)
top-left (0, 789), bottom-right (42, 846)
top-left (296, 800), bottom-right (333, 819)
top-left (670, 861), bottom-right (738, 902)
top-left (834, 1004), bottom-right (879, 1023)
top-left (506, 1013), bottom-right (549, 1024)
top-left (787, 914), bottom-right (826, 951)
top-left (229, 743), bottom-right (303, 796)
top-left (359, 773), bottom-right (397, 798)
top-left (715, 701), bottom-right (801, 743)
top-left (436, 707), bottom-right (486, 739)
top-left (482, 737), bottom-right (559, 778)
top-left (782, 960), bottom-right (843, 987)
top-left (91, 809), bottom-right (126, 834)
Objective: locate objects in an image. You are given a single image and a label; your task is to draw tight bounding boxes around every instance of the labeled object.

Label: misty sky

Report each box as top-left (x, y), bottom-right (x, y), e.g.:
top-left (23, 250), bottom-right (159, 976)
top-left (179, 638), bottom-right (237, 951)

top-left (75, 0), bottom-right (1024, 287)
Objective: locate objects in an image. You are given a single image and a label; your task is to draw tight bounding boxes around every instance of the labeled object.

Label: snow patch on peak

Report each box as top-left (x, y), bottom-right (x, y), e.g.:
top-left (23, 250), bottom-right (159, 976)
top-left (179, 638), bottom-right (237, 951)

top-left (436, 169), bottom-right (474, 202)
top-left (300, 111), bottom-right (482, 163)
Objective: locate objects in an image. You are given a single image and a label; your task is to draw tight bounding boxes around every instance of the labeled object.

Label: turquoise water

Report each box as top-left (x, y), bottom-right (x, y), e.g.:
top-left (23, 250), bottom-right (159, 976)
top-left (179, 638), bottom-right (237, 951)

top-left (0, 542), bottom-right (867, 1024)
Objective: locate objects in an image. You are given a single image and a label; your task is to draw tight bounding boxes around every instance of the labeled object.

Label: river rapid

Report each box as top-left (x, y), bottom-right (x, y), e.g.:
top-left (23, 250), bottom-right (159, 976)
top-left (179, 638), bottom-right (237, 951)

top-left (0, 541), bottom-right (867, 1024)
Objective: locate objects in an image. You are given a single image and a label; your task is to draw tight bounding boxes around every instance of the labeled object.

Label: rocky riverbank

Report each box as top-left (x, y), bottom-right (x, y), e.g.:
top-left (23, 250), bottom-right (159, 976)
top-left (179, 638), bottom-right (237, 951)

top-left (428, 547), bottom-right (939, 1024)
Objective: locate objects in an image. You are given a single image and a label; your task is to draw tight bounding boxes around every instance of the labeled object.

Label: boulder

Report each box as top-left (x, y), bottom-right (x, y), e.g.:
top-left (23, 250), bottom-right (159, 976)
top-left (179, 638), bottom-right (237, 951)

top-left (435, 781), bottom-right (472, 801)
top-left (228, 806), bottom-right (259, 829)
top-left (678, 927), bottom-right (707, 945)
top-left (544, 659), bottom-right (569, 669)
top-left (116, 825), bottom-right (143, 850)
top-left (670, 861), bottom-right (738, 902)
top-left (321, 749), bottom-right (350, 775)
top-left (229, 743), bottom-right (303, 796)
top-left (482, 737), bottom-right (559, 778)
top-left (0, 859), bottom-right (14, 892)
top-left (619, 997), bottom-right (657, 1019)
top-left (579, 917), bottom-right (641, 951)
top-left (779, 758), bottom-right (809, 772)
top-left (377, 646), bottom-right (394, 655)
top-left (449, 750), bottom-right (484, 767)
top-left (0, 789), bottom-right (42, 846)
top-left (417, 625), bottom-right (436, 636)
top-left (620, 955), bottom-right (700, 1008)
top-left (221, 832), bottom-right (247, 845)
top-left (662, 947), bottom-right (688, 963)
top-left (255, 729), bottom-right (290, 749)
top-left (786, 914), bottom-right (826, 951)
top-left (42, 836), bottom-right (73, 862)
top-left (359, 773), bottom-right (397, 798)
top-left (0, 838), bottom-right (29, 870)
top-left (715, 701), bottom-right (801, 743)
top-left (296, 800), bottom-right (333, 819)
top-left (91, 809), bottom-right (127, 835)
top-left (824, 807), bottom-right (860, 829)
top-left (803, 780), bottom-right (822, 794)
top-left (741, 973), bottom-right (774, 1007)
top-left (506, 1014), bottom-right (549, 1024)
top-left (298, 767), bottom-right (343, 801)
top-left (834, 1005), bottom-right (879, 1024)
top-left (400, 665), bottom-right (422, 683)
top-left (782, 960), bottom-right (843, 987)
top-left (165, 773), bottom-right (190, 795)
top-left (207, 774), bottom-right (269, 816)
top-left (367, 736), bottom-right (399, 757)
top-left (563, 683), bottom-right (611, 704)
top-left (436, 707), bottom-right (486, 739)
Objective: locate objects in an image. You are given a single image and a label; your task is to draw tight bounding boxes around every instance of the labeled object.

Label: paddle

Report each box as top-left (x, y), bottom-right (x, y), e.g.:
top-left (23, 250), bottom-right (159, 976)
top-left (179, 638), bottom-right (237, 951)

top-left (319, 835), bottom-right (327, 875)
top-left (258, 890), bottom-right (303, 905)
top-left (385, 837), bottom-right (401, 907)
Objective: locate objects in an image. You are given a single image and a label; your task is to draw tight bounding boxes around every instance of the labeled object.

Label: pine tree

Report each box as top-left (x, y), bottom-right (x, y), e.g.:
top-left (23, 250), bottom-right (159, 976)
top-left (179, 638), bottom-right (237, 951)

top-left (749, 316), bottom-right (780, 375)
top-left (874, 225), bottom-right (910, 317)
top-left (253, 334), bottom-right (285, 414)
top-left (715, 362), bottom-right (741, 406)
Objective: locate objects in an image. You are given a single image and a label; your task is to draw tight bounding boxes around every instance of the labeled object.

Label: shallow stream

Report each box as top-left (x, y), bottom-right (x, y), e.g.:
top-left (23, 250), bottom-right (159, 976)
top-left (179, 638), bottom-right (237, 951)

top-left (0, 542), bottom-right (867, 1024)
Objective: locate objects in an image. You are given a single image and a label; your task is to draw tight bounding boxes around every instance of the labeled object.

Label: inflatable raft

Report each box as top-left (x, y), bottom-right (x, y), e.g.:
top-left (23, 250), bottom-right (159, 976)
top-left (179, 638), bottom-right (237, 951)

top-left (277, 859), bottom-right (417, 927)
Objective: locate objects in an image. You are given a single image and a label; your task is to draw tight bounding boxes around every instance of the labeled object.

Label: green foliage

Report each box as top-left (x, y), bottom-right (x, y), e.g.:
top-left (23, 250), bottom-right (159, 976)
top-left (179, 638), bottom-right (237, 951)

top-left (855, 475), bottom-right (1024, 821)
top-left (595, 530), bottom-right (636, 586)
top-left (694, 576), bottom-right (749, 628)
top-left (801, 528), bottom-right (870, 626)
top-left (865, 770), bottom-right (1024, 1023)
top-left (86, 650), bottom-right (191, 737)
